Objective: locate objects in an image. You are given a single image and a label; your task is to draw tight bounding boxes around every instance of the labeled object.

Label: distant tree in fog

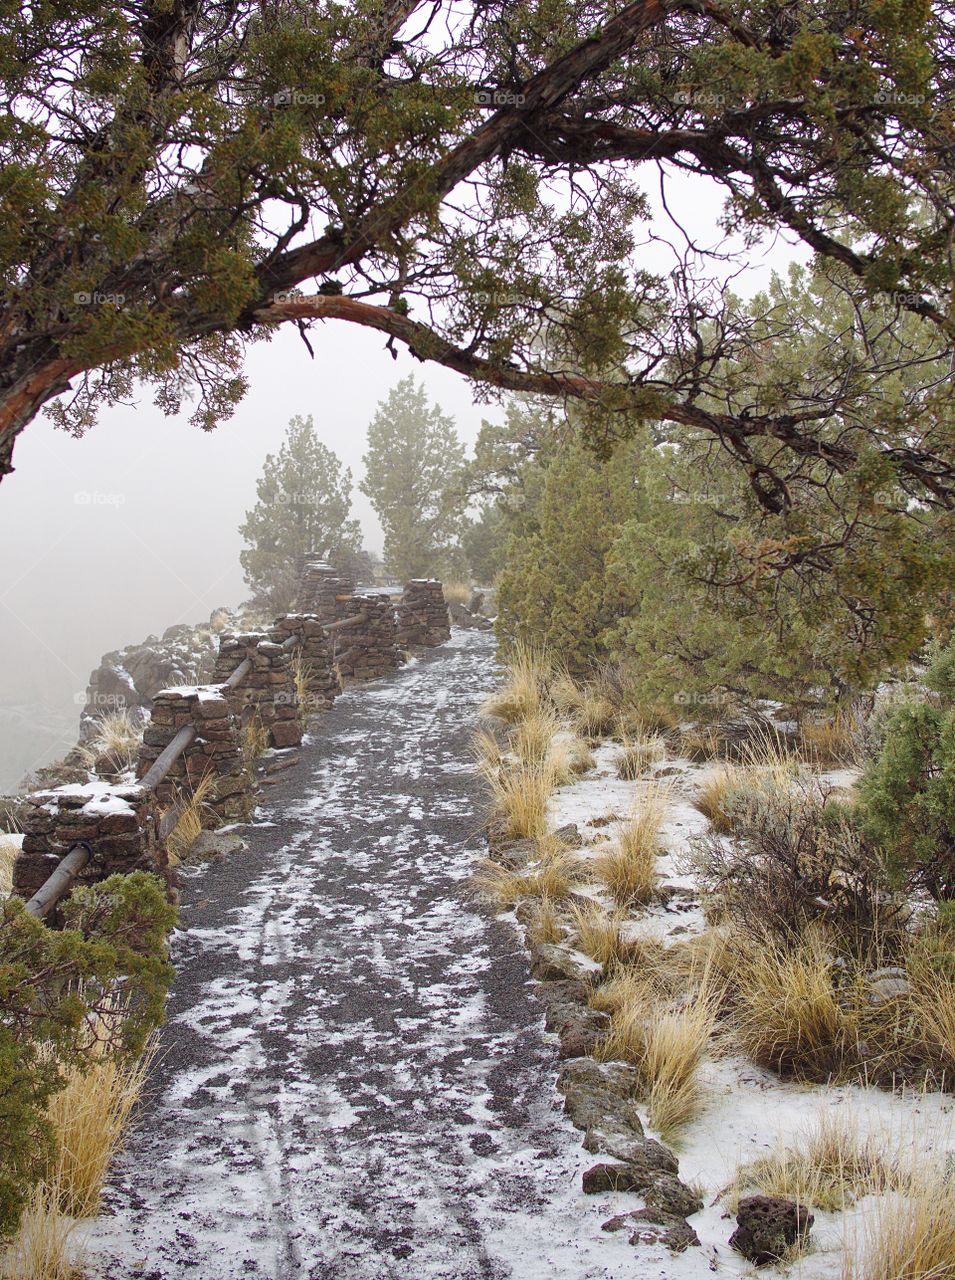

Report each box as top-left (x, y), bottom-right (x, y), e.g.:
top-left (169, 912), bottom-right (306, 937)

top-left (240, 415), bottom-right (363, 614)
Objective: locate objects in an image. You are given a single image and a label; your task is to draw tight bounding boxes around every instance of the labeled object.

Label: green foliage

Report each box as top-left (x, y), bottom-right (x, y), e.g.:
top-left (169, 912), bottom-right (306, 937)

top-left (859, 639), bottom-right (955, 898)
top-left (240, 414), bottom-right (363, 613)
top-left (360, 376), bottom-right (468, 581)
top-left (0, 872), bottom-right (174, 1240)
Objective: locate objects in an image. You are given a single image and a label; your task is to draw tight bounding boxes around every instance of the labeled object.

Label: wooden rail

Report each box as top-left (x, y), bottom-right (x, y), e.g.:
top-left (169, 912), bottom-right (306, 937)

top-left (24, 842), bottom-right (92, 918)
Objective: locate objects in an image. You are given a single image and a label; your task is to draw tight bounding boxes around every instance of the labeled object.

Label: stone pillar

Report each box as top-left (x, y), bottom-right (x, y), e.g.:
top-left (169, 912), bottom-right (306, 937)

top-left (270, 614), bottom-right (340, 710)
top-left (297, 559), bottom-right (355, 621)
top-left (332, 595), bottom-right (402, 680)
top-left (12, 781), bottom-right (163, 904)
top-left (212, 633), bottom-right (304, 749)
top-left (396, 580), bottom-right (451, 647)
top-left (136, 686), bottom-right (251, 823)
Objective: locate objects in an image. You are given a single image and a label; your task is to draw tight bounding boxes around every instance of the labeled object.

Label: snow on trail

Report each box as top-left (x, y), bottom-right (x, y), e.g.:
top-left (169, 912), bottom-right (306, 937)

top-left (85, 632), bottom-right (639, 1280)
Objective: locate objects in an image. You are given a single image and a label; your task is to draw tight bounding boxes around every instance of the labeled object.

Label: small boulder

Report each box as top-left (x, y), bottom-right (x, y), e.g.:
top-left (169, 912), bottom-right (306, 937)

top-left (729, 1195), bottom-right (813, 1265)
top-left (529, 943), bottom-right (595, 984)
top-left (644, 1173), bottom-right (704, 1219)
top-left (603, 1209), bottom-right (700, 1253)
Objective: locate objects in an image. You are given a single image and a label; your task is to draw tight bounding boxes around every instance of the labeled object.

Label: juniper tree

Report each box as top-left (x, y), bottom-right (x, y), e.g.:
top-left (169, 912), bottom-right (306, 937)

top-left (239, 414), bottom-right (362, 613)
top-left (360, 376), bottom-right (467, 580)
top-left (1, 0), bottom-right (953, 572)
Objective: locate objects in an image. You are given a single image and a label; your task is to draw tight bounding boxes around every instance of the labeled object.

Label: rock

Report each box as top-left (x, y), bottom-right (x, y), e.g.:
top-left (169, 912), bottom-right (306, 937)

top-left (494, 837), bottom-right (537, 869)
top-left (603, 1210), bottom-right (700, 1253)
top-left (556, 1009), bottom-right (610, 1059)
top-left (183, 830), bottom-right (246, 862)
top-left (558, 1058), bottom-right (645, 1147)
top-left (534, 979), bottom-right (592, 1010)
top-left (557, 1057), bottom-right (640, 1099)
top-left (583, 1163), bottom-right (646, 1194)
top-left (729, 1195), bottom-right (814, 1265)
top-left (529, 943), bottom-right (594, 984)
top-left (552, 823), bottom-right (582, 847)
top-left (644, 1173), bottom-right (704, 1219)
top-left (867, 966), bottom-right (911, 1003)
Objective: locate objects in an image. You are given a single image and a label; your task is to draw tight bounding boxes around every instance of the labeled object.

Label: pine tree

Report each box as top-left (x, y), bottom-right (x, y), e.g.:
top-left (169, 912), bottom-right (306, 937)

top-left (360, 378), bottom-right (467, 582)
top-left (239, 415), bottom-right (363, 614)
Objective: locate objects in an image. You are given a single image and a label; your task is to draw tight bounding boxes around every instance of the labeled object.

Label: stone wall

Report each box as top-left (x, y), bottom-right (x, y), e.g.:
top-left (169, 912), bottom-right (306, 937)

top-left (270, 614), bottom-right (340, 710)
top-left (13, 781), bottom-right (163, 904)
top-left (396, 580), bottom-right (451, 647)
top-left (212, 633), bottom-right (304, 749)
top-left (297, 559), bottom-right (354, 622)
top-left (332, 595), bottom-right (402, 681)
top-left (136, 687), bottom-right (251, 823)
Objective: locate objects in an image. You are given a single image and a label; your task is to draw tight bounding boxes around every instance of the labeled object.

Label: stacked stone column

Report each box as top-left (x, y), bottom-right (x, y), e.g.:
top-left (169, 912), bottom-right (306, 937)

top-left (297, 559), bottom-right (354, 622)
top-left (13, 782), bottom-right (163, 904)
top-left (212, 632), bottom-right (303, 749)
top-left (270, 614), bottom-right (340, 710)
top-left (136, 686), bottom-right (251, 823)
top-left (396, 580), bottom-right (452, 646)
top-left (332, 595), bottom-right (402, 680)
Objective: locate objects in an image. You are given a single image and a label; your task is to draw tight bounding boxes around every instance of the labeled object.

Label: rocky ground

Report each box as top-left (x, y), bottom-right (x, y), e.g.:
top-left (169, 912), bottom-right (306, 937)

top-left (83, 632), bottom-right (645, 1280)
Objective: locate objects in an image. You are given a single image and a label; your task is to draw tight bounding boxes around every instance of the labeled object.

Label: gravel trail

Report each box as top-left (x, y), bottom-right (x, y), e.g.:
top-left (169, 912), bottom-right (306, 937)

top-left (87, 631), bottom-right (633, 1280)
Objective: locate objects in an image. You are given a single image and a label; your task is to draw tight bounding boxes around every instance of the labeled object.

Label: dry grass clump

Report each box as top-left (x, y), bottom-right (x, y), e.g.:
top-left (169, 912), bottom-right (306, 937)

top-left (549, 670), bottom-right (587, 716)
top-left (679, 725), bottom-right (724, 761)
top-left (78, 709), bottom-right (143, 776)
top-left (487, 760), bottom-right (557, 840)
top-left (907, 952), bottom-right (955, 1078)
top-left (616, 734), bottom-right (666, 780)
top-left (573, 689), bottom-right (617, 739)
top-left (46, 1040), bottom-right (154, 1218)
top-left (844, 1167), bottom-right (955, 1280)
top-left (569, 902), bottom-right (631, 968)
top-left (513, 707), bottom-right (563, 771)
top-left (241, 713), bottom-right (270, 769)
top-left (594, 785), bottom-right (669, 907)
top-left (290, 652), bottom-right (314, 728)
top-left (693, 764), bottom-right (746, 833)
top-left (729, 1111), bottom-right (894, 1213)
top-left (473, 843), bottom-right (581, 909)
top-left (799, 707), bottom-right (864, 767)
top-left (0, 833), bottom-right (19, 896)
top-left (732, 932), bottom-right (845, 1079)
top-left (442, 581), bottom-right (472, 607)
top-left (471, 727), bottom-right (503, 779)
top-left (162, 772), bottom-right (216, 864)
top-left (549, 734), bottom-right (595, 784)
top-left (482, 645), bottom-right (547, 723)
top-left (526, 896), bottom-right (566, 946)
top-left (597, 977), bottom-right (719, 1139)
top-left (1, 1181), bottom-right (80, 1280)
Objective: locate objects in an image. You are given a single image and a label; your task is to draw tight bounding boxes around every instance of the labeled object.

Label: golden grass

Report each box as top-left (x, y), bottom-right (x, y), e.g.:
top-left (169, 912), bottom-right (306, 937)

top-left (573, 690), bottom-right (617, 739)
top-left (472, 847), bottom-right (581, 909)
top-left (549, 670), bottom-right (587, 716)
top-left (594, 784), bottom-right (669, 907)
top-left (693, 765), bottom-right (745, 833)
top-left (526, 896), bottom-right (566, 946)
top-left (616, 734), bottom-right (666, 780)
top-left (1, 1181), bottom-right (80, 1280)
top-left (481, 645), bottom-right (547, 723)
top-left (569, 902), bottom-right (631, 968)
top-left (908, 960), bottom-right (955, 1077)
top-left (291, 652), bottom-right (314, 727)
top-left (487, 759), bottom-right (557, 840)
top-left (597, 979), bottom-right (719, 1139)
top-left (163, 772), bottom-right (216, 864)
top-left (729, 1110), bottom-right (894, 1213)
top-left (442, 581), bottom-right (472, 607)
top-left (513, 707), bottom-right (563, 771)
top-left (46, 1040), bottom-right (154, 1218)
top-left (78, 709), bottom-right (143, 776)
top-left (733, 933), bottom-right (844, 1078)
top-left (241, 712), bottom-right (270, 768)
top-left (679, 725), bottom-right (724, 761)
top-left (549, 734), bottom-right (595, 784)
top-left (844, 1168), bottom-right (955, 1280)
top-left (472, 728), bottom-right (503, 780)
top-left (799, 708), bottom-right (863, 767)
top-left (0, 833), bottom-right (18, 896)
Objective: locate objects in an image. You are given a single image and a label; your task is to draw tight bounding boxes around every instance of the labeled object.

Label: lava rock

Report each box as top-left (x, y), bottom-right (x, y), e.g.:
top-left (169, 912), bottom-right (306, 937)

top-left (729, 1195), bottom-right (814, 1265)
top-left (603, 1209), bottom-right (700, 1253)
top-left (529, 943), bottom-right (595, 984)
